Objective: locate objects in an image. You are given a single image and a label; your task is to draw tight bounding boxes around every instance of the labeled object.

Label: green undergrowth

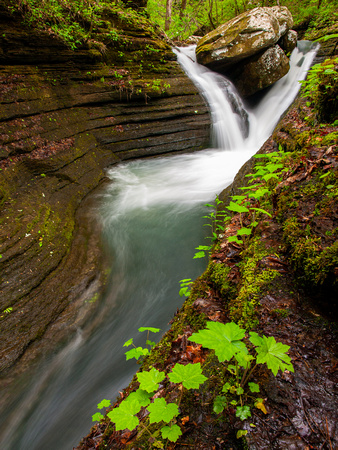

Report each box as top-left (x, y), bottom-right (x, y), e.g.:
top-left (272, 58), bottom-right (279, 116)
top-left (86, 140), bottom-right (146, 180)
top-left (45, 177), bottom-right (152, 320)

top-left (6, 0), bottom-right (160, 50)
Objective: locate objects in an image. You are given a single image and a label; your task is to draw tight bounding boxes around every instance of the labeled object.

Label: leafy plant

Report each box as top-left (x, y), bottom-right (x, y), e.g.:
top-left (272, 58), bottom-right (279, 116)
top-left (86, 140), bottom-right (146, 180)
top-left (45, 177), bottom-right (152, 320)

top-left (300, 57), bottom-right (338, 123)
top-left (190, 321), bottom-right (294, 420)
top-left (94, 322), bottom-right (293, 446)
top-left (123, 326), bottom-right (160, 361)
top-left (178, 278), bottom-right (192, 297)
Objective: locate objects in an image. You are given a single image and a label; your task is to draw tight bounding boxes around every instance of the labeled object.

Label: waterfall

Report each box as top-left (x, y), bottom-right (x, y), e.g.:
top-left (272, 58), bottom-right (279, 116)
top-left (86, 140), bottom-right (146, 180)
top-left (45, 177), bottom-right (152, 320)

top-left (0, 42), bottom-right (317, 450)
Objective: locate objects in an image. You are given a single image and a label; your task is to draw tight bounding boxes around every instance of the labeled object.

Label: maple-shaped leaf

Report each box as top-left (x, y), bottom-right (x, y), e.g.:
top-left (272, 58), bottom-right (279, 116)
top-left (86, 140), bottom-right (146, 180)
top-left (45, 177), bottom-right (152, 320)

top-left (236, 405), bottom-right (251, 421)
top-left (137, 367), bottom-right (165, 393)
top-left (226, 201), bottom-right (249, 214)
top-left (189, 321), bottom-right (247, 362)
top-left (228, 235), bottom-right (243, 244)
top-left (168, 363), bottom-right (207, 389)
top-left (255, 335), bottom-right (294, 376)
top-left (249, 332), bottom-right (263, 347)
top-left (138, 327), bottom-right (160, 333)
top-left (147, 398), bottom-right (179, 423)
top-left (128, 389), bottom-right (152, 407)
top-left (193, 251), bottom-right (206, 259)
top-left (248, 382), bottom-right (260, 393)
top-left (97, 399), bottom-right (111, 409)
top-left (222, 382), bottom-right (231, 393)
top-left (161, 424), bottom-right (182, 442)
top-left (125, 347), bottom-right (149, 361)
top-left (92, 412), bottom-right (104, 422)
top-left (237, 227), bottom-right (252, 236)
top-left (107, 398), bottom-right (141, 431)
top-left (123, 338), bottom-right (133, 347)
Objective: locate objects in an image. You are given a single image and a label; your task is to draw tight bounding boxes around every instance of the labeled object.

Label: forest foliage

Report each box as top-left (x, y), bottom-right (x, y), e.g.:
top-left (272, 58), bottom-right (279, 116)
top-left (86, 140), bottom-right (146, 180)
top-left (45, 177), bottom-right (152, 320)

top-left (5, 0), bottom-right (338, 48)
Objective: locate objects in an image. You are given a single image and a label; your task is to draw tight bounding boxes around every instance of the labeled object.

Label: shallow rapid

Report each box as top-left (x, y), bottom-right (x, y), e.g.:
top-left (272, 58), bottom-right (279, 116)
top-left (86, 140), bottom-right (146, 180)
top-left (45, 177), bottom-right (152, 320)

top-left (0, 42), bottom-right (317, 449)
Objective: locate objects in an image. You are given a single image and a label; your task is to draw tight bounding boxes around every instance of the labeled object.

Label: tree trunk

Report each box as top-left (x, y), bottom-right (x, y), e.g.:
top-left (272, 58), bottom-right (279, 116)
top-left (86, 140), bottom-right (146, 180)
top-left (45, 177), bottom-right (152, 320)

top-left (208, 0), bottom-right (216, 29)
top-left (165, 0), bottom-right (173, 31)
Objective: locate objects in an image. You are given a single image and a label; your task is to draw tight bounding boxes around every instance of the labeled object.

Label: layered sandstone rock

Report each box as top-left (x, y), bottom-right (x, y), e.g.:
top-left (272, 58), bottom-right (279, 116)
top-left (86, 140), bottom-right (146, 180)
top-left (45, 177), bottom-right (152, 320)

top-left (0, 1), bottom-right (210, 380)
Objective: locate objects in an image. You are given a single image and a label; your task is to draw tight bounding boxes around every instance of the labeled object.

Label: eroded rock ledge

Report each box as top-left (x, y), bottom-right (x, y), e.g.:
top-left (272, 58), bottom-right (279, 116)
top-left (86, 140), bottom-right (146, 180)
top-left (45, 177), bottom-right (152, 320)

top-left (0, 2), bottom-right (210, 389)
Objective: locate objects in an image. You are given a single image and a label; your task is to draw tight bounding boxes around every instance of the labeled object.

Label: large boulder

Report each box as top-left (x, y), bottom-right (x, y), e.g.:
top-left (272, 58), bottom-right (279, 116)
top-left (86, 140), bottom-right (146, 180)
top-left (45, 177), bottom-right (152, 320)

top-left (196, 6), bottom-right (295, 97)
top-left (230, 44), bottom-right (290, 97)
top-left (196, 6), bottom-right (293, 70)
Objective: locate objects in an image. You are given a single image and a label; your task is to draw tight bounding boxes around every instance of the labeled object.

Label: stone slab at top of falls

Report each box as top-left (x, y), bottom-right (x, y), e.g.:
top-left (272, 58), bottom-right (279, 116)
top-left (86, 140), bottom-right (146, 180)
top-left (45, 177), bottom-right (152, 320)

top-left (196, 6), bottom-right (293, 69)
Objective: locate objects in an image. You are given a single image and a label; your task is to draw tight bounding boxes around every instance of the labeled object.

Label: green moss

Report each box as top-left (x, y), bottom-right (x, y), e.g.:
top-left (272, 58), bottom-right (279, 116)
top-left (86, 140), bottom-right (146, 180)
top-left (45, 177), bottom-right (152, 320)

top-left (228, 239), bottom-right (279, 329)
top-left (205, 261), bottom-right (237, 299)
top-left (283, 217), bottom-right (337, 288)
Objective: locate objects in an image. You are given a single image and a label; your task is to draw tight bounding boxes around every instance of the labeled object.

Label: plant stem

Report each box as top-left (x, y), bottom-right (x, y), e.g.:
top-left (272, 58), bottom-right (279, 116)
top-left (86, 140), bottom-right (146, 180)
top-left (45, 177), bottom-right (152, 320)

top-left (241, 363), bottom-right (257, 387)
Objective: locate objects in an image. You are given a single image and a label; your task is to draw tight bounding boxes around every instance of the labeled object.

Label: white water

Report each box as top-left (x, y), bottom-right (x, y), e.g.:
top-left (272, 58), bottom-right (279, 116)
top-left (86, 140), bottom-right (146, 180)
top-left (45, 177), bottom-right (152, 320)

top-left (0, 42), bottom-right (317, 450)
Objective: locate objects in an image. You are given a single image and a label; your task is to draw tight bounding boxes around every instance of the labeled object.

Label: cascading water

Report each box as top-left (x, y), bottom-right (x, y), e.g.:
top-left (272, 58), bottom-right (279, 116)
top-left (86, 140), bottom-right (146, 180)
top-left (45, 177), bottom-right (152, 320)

top-left (0, 42), bottom-right (317, 450)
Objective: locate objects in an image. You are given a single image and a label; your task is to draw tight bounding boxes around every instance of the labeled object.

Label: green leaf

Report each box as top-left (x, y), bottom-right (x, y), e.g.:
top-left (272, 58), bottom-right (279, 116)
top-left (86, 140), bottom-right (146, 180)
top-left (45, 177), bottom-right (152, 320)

top-left (262, 173), bottom-right (280, 182)
top-left (265, 163), bottom-right (284, 173)
top-left (228, 235), bottom-right (243, 244)
top-left (148, 398), bottom-right (179, 423)
top-left (138, 327), bottom-right (160, 333)
top-left (146, 339), bottom-right (156, 347)
top-left (179, 278), bottom-right (192, 283)
top-left (236, 405), bottom-right (251, 420)
top-left (231, 195), bottom-right (247, 202)
top-left (249, 332), bottom-right (264, 347)
top-left (255, 335), bottom-right (294, 376)
top-left (236, 386), bottom-right (244, 395)
top-left (237, 227), bottom-right (252, 236)
top-left (125, 347), bottom-right (149, 361)
top-left (226, 201), bottom-right (249, 214)
top-left (236, 429), bottom-right (248, 439)
top-left (235, 352), bottom-right (254, 369)
top-left (213, 395), bottom-right (227, 414)
top-left (137, 367), bottom-right (165, 393)
top-left (123, 338), bottom-right (133, 347)
top-left (128, 389), bottom-right (152, 407)
top-left (248, 382), bottom-right (260, 393)
top-left (250, 187), bottom-right (270, 199)
top-left (195, 245), bottom-right (212, 251)
top-left (107, 398), bottom-right (141, 431)
top-left (250, 207), bottom-right (272, 218)
top-left (227, 365), bottom-right (237, 375)
top-left (193, 251), bottom-right (206, 259)
top-left (92, 412), bottom-right (104, 422)
top-left (161, 424), bottom-right (182, 442)
top-left (168, 363), bottom-right (207, 389)
top-left (239, 183), bottom-right (262, 190)
top-left (179, 287), bottom-right (190, 297)
top-left (189, 321), bottom-right (247, 362)
top-left (222, 382), bottom-right (231, 393)
top-left (97, 399), bottom-right (111, 409)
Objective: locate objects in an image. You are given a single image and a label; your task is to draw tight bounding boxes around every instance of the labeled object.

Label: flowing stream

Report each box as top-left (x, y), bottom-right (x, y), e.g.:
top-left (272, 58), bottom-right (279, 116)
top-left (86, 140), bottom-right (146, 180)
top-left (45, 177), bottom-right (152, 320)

top-left (0, 42), bottom-right (317, 449)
